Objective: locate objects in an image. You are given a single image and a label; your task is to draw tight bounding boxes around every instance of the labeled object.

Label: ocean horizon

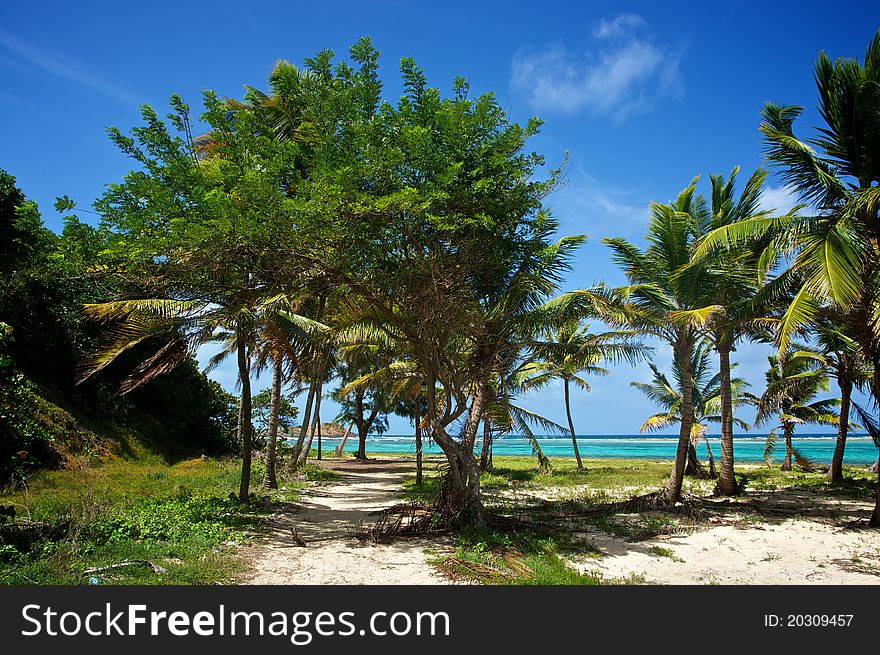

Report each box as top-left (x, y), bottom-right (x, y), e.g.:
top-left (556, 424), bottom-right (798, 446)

top-left (290, 433), bottom-right (880, 465)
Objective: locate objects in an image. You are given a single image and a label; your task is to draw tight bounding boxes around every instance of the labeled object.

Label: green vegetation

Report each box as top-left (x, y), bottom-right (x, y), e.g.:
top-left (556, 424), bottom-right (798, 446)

top-left (0, 457), bottom-right (308, 585)
top-left (437, 527), bottom-right (603, 585)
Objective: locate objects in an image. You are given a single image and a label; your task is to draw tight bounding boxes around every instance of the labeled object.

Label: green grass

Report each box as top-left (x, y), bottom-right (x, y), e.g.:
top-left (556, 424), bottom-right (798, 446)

top-left (0, 456), bottom-right (308, 585)
top-left (439, 528), bottom-right (604, 585)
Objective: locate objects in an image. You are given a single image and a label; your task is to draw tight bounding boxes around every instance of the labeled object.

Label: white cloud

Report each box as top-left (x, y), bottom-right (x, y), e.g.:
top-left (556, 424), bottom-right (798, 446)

top-left (758, 185), bottom-right (801, 216)
top-left (510, 14), bottom-right (684, 121)
top-left (0, 30), bottom-right (137, 106)
top-left (593, 14), bottom-right (645, 40)
top-left (548, 163), bottom-right (650, 236)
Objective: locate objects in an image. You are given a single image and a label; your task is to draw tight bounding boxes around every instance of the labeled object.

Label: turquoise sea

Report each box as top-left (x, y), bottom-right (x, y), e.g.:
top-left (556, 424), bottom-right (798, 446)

top-left (303, 434), bottom-right (880, 465)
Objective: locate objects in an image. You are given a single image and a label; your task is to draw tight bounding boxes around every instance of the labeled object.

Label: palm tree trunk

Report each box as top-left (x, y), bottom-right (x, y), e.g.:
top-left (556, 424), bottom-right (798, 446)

top-left (828, 379), bottom-right (851, 483)
top-left (333, 423), bottom-right (354, 457)
top-left (870, 449), bottom-right (880, 527)
top-left (660, 339), bottom-right (695, 505)
top-left (355, 390), bottom-right (367, 460)
top-left (715, 341), bottom-right (738, 494)
top-left (479, 419), bottom-right (492, 472)
top-left (782, 423), bottom-right (793, 472)
top-left (564, 378), bottom-right (583, 470)
top-left (316, 416), bottom-right (323, 460)
top-left (685, 440), bottom-right (703, 476)
top-left (236, 333), bottom-right (253, 502)
top-left (703, 434), bottom-right (716, 479)
top-left (262, 357), bottom-right (282, 489)
top-left (298, 381), bottom-right (322, 465)
top-left (415, 404), bottom-right (423, 486)
top-left (289, 381), bottom-right (316, 467)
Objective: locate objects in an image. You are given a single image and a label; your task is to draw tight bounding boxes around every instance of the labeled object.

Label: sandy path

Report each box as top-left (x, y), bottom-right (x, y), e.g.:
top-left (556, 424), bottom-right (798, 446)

top-left (242, 460), bottom-right (451, 585)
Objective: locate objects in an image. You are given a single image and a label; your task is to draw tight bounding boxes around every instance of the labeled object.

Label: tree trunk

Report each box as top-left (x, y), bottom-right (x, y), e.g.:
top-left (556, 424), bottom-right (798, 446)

top-left (236, 334), bottom-right (253, 502)
top-left (426, 367), bottom-right (484, 528)
top-left (685, 440), bottom-right (703, 476)
top-left (298, 381), bottom-right (322, 465)
top-left (262, 357), bottom-right (282, 489)
top-left (659, 339), bottom-right (694, 506)
top-left (782, 424), bottom-right (793, 472)
top-left (460, 374), bottom-right (489, 452)
top-left (715, 341), bottom-right (739, 495)
top-left (870, 449), bottom-right (880, 528)
top-left (333, 423), bottom-right (354, 457)
top-left (479, 419), bottom-right (492, 472)
top-left (828, 378), bottom-right (852, 483)
top-left (703, 434), bottom-right (716, 479)
top-left (564, 378), bottom-right (583, 470)
top-left (415, 404), bottom-right (423, 486)
top-left (355, 390), bottom-right (367, 460)
top-left (288, 381), bottom-right (316, 468)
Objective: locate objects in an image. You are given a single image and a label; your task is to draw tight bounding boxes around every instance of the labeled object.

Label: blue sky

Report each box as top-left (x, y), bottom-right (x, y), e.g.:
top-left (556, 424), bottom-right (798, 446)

top-left (2, 1), bottom-right (878, 434)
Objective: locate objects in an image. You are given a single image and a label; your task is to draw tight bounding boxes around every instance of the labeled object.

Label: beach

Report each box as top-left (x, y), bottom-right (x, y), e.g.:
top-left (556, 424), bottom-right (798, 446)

top-left (241, 455), bottom-right (880, 585)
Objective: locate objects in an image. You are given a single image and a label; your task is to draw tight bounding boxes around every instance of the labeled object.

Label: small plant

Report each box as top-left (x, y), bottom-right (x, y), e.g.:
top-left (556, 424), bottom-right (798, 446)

top-left (649, 545), bottom-right (684, 562)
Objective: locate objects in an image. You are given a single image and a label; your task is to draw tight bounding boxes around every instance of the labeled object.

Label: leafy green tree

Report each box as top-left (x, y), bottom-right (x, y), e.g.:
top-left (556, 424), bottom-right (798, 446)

top-left (285, 42), bottom-right (576, 526)
top-left (82, 93), bottom-right (302, 501)
top-left (252, 387), bottom-right (299, 434)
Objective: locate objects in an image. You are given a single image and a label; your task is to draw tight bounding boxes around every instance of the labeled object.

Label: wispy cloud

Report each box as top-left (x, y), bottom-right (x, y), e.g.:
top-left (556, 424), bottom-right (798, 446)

top-left (758, 185), bottom-right (801, 216)
top-left (510, 14), bottom-right (684, 121)
top-left (549, 163), bottom-right (649, 235)
top-left (0, 30), bottom-right (138, 106)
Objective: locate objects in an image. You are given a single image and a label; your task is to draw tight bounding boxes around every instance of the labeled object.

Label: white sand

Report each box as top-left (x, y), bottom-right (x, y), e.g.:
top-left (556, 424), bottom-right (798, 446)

top-left (568, 507), bottom-right (880, 585)
top-left (241, 460), bottom-right (451, 585)
top-left (240, 459), bottom-right (880, 586)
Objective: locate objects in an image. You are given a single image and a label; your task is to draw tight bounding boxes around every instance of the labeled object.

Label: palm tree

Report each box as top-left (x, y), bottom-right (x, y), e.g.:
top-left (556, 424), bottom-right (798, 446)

top-left (517, 319), bottom-right (645, 469)
top-left (679, 166), bottom-right (782, 494)
top-left (558, 179), bottom-right (709, 505)
top-left (632, 342), bottom-right (759, 479)
top-left (78, 297), bottom-right (259, 500)
top-left (756, 348), bottom-right (841, 471)
top-left (695, 31), bottom-right (880, 522)
top-left (805, 317), bottom-right (870, 482)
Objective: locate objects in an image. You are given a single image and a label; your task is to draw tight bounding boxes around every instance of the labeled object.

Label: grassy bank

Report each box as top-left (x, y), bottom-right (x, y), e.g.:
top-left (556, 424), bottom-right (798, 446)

top-left (0, 455), bottom-right (318, 585)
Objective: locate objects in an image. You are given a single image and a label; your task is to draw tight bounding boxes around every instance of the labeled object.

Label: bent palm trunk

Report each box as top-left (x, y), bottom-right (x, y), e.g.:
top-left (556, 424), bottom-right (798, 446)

top-left (333, 423), bottom-right (354, 457)
top-left (289, 382), bottom-right (316, 468)
top-left (564, 378), bottom-right (583, 470)
top-left (782, 424), bottom-right (793, 472)
top-left (659, 341), bottom-right (694, 506)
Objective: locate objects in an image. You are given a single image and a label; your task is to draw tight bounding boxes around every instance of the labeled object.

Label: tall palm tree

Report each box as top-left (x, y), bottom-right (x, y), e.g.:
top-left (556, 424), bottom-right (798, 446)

top-left (558, 179), bottom-right (709, 505)
top-left (695, 31), bottom-right (880, 522)
top-left (756, 348), bottom-right (841, 471)
top-left (632, 342), bottom-right (759, 479)
top-left (678, 166), bottom-right (782, 494)
top-left (517, 319), bottom-right (645, 469)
